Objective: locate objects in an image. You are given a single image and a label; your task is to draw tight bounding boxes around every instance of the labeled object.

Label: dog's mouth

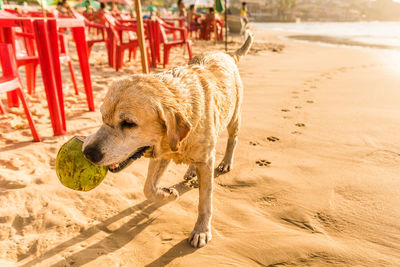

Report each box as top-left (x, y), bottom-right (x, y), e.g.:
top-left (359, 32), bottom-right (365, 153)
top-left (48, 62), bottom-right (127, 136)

top-left (108, 146), bottom-right (150, 173)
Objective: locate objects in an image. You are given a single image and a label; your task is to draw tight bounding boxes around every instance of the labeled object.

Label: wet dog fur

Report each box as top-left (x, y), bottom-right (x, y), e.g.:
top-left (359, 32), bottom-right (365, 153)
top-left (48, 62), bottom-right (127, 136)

top-left (83, 31), bottom-right (254, 248)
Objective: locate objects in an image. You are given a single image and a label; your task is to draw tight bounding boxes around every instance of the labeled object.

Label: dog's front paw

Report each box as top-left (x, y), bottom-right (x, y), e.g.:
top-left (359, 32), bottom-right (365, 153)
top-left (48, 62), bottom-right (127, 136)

top-left (215, 161), bottom-right (232, 176)
top-left (188, 228), bottom-right (212, 248)
top-left (184, 165), bottom-right (197, 180)
top-left (144, 187), bottom-right (179, 202)
top-left (162, 187), bottom-right (179, 201)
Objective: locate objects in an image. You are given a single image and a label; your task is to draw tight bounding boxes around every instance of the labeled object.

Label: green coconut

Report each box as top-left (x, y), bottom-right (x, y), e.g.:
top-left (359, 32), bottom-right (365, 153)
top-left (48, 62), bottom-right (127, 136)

top-left (56, 136), bottom-right (108, 191)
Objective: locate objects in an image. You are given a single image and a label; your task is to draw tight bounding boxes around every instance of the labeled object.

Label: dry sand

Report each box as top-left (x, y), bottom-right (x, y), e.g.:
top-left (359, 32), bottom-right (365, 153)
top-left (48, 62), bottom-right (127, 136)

top-left (1, 29), bottom-right (400, 266)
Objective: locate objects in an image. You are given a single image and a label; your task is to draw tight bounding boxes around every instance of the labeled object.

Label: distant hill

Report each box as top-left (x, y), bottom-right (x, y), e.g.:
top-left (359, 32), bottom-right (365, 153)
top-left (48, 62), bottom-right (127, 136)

top-left (243, 0), bottom-right (400, 22)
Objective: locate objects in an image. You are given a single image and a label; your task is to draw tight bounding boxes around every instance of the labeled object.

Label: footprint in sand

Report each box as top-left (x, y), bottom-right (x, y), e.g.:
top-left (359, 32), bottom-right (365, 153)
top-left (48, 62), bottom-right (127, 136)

top-left (267, 136), bottom-right (279, 142)
top-left (256, 160), bottom-right (271, 167)
top-left (292, 96), bottom-right (299, 99)
top-left (303, 89), bottom-right (309, 92)
top-left (306, 100), bottom-right (314, 104)
top-left (295, 106), bottom-right (302, 109)
top-left (295, 123), bottom-right (306, 127)
top-left (291, 131), bottom-right (302, 135)
top-left (291, 91), bottom-right (299, 94)
top-left (249, 141), bottom-right (260, 146)
top-left (310, 85), bottom-right (317, 89)
top-left (281, 109), bottom-right (290, 112)
top-left (96, 80), bottom-right (108, 85)
top-left (283, 116), bottom-right (292, 119)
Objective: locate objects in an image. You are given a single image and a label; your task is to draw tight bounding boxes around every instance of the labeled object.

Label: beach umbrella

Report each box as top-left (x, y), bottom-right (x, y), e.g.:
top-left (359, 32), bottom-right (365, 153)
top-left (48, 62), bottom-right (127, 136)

top-left (75, 0), bottom-right (101, 10)
top-left (37, 0), bottom-right (58, 8)
top-left (146, 4), bottom-right (156, 16)
top-left (98, 0), bottom-right (133, 4)
top-left (146, 4), bottom-right (156, 12)
top-left (215, 0), bottom-right (224, 13)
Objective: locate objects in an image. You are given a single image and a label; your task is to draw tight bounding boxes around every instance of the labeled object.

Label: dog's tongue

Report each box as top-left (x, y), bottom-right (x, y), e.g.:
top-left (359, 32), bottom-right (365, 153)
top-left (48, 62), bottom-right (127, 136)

top-left (109, 163), bottom-right (119, 170)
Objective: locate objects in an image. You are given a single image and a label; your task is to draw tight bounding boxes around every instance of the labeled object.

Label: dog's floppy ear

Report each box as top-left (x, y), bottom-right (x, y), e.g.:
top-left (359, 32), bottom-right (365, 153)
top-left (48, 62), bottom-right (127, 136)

top-left (158, 105), bottom-right (191, 151)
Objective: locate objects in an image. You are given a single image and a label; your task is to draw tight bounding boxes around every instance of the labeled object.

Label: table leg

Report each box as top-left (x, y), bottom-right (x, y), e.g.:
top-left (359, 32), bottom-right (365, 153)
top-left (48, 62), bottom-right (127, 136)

top-left (71, 26), bottom-right (95, 111)
top-left (47, 20), bottom-right (66, 131)
top-left (33, 20), bottom-right (66, 135)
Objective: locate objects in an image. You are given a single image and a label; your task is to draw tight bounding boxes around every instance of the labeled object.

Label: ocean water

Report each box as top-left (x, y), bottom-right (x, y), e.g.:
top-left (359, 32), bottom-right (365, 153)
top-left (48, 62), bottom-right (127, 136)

top-left (253, 21), bottom-right (400, 48)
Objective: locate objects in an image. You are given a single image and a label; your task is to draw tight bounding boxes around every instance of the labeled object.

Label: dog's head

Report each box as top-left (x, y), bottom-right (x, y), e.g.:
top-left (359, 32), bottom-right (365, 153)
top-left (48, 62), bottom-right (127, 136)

top-left (82, 76), bottom-right (191, 172)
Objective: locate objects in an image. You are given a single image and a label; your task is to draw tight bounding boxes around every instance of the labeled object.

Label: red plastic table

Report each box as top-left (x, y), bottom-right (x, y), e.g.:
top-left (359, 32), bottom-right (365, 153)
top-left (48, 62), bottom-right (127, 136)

top-left (34, 18), bottom-right (95, 135)
top-left (0, 17), bottom-right (94, 136)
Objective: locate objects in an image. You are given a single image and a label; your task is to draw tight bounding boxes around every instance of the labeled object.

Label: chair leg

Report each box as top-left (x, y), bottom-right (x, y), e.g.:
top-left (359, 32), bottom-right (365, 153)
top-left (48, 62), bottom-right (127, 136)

top-left (68, 61), bottom-right (79, 95)
top-left (187, 41), bottom-right (193, 60)
top-left (132, 46), bottom-right (137, 60)
top-left (25, 63), bottom-right (38, 95)
top-left (87, 44), bottom-right (94, 58)
top-left (116, 47), bottom-right (124, 72)
top-left (7, 91), bottom-right (19, 108)
top-left (163, 46), bottom-right (171, 68)
top-left (16, 88), bottom-right (40, 142)
top-left (0, 100), bottom-right (5, 114)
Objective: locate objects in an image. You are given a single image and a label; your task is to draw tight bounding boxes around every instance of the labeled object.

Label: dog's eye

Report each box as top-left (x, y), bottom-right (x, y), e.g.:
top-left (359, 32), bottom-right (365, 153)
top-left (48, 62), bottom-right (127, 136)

top-left (120, 120), bottom-right (137, 129)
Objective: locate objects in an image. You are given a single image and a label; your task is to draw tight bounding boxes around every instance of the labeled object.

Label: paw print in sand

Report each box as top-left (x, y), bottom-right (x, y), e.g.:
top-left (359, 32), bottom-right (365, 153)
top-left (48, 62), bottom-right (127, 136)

top-left (249, 141), bottom-right (260, 146)
top-left (295, 123), bottom-right (306, 127)
top-left (267, 136), bottom-right (279, 142)
top-left (256, 160), bottom-right (271, 167)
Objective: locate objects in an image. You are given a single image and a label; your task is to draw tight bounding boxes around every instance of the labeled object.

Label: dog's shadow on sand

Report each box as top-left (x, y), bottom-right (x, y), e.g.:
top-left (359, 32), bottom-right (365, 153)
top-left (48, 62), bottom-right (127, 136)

top-left (19, 181), bottom-right (196, 267)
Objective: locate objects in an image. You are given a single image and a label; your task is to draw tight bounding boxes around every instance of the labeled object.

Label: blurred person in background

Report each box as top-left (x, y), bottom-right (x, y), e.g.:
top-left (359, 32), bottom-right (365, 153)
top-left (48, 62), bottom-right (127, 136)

top-left (177, 0), bottom-right (186, 17)
top-left (187, 4), bottom-right (200, 27)
top-left (240, 2), bottom-right (249, 37)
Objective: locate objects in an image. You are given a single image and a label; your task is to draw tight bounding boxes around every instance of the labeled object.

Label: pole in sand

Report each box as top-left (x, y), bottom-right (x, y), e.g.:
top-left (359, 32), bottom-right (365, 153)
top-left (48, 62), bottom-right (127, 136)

top-left (134, 0), bottom-right (149, 74)
top-left (224, 0), bottom-right (227, 51)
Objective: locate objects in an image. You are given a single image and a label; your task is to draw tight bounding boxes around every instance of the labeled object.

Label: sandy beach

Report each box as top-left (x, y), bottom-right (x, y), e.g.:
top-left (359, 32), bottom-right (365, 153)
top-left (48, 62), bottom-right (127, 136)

top-left (1, 28), bottom-right (400, 266)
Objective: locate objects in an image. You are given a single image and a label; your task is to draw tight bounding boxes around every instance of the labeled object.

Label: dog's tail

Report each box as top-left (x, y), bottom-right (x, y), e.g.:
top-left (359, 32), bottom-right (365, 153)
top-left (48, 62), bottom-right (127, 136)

top-left (232, 30), bottom-right (254, 62)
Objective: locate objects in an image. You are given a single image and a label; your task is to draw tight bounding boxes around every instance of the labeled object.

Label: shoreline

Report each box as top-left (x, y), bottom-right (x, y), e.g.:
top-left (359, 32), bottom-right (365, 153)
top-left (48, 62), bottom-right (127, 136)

top-left (286, 34), bottom-right (400, 50)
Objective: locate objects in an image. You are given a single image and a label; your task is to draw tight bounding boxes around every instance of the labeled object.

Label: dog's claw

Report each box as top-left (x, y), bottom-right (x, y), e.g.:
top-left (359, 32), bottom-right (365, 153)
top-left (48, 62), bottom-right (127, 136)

top-left (215, 161), bottom-right (232, 177)
top-left (162, 187), bottom-right (179, 201)
top-left (184, 165), bottom-right (197, 180)
top-left (189, 229), bottom-right (212, 248)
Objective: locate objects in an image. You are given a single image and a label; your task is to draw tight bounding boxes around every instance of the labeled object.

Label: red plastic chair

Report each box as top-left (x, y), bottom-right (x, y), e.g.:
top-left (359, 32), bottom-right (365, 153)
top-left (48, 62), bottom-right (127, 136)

top-left (201, 18), bottom-right (223, 41)
top-left (58, 33), bottom-right (79, 95)
top-left (0, 43), bottom-right (40, 142)
top-left (103, 13), bottom-right (147, 71)
top-left (155, 18), bottom-right (192, 68)
top-left (0, 11), bottom-right (39, 95)
top-left (73, 11), bottom-right (107, 58)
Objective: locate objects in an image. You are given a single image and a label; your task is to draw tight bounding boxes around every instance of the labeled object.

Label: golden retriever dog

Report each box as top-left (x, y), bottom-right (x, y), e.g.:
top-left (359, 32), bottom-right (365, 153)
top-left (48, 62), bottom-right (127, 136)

top-left (83, 31), bottom-right (254, 248)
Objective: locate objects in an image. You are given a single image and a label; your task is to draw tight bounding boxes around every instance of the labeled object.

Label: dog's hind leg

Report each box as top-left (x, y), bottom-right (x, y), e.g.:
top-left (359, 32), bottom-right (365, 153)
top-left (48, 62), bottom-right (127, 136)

top-left (216, 114), bottom-right (241, 177)
top-left (189, 154), bottom-right (215, 248)
top-left (184, 165), bottom-right (197, 180)
top-left (144, 158), bottom-right (179, 202)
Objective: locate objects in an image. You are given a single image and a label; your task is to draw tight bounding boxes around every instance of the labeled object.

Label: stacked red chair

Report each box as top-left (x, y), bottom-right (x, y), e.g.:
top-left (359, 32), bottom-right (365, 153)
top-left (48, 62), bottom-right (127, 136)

top-left (201, 18), bottom-right (223, 41)
top-left (73, 11), bottom-right (107, 58)
top-left (154, 17), bottom-right (192, 68)
top-left (0, 43), bottom-right (40, 142)
top-left (103, 13), bottom-right (149, 72)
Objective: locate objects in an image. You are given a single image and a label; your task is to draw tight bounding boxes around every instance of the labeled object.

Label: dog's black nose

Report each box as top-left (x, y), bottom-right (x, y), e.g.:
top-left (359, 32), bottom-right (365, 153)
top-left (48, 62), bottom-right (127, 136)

top-left (83, 145), bottom-right (104, 164)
